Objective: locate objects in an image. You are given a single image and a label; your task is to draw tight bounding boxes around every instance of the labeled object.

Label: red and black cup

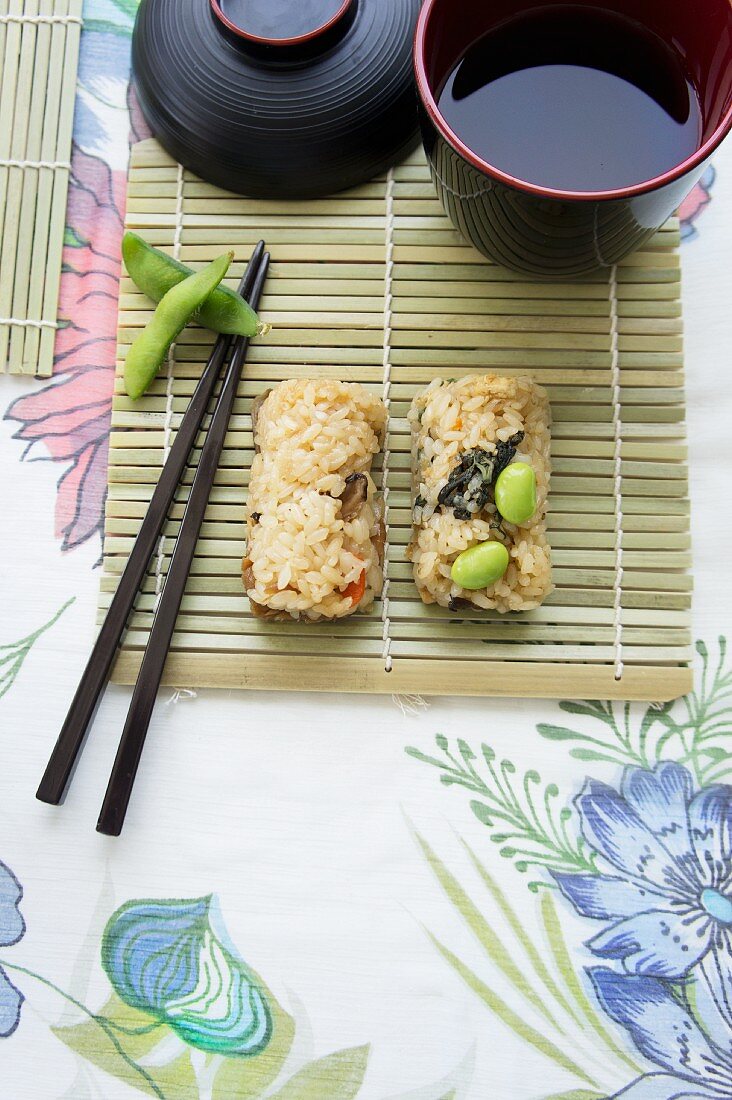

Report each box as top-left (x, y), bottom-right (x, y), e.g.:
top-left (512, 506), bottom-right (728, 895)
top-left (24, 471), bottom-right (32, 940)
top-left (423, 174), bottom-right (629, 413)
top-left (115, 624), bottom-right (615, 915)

top-left (414, 0), bottom-right (732, 278)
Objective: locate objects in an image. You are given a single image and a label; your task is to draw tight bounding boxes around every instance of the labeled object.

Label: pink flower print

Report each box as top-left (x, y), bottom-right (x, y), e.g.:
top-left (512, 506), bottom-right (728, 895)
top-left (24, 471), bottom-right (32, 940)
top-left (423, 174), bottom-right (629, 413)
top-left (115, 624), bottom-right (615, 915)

top-left (679, 166), bottom-right (716, 241)
top-left (4, 144), bottom-right (125, 553)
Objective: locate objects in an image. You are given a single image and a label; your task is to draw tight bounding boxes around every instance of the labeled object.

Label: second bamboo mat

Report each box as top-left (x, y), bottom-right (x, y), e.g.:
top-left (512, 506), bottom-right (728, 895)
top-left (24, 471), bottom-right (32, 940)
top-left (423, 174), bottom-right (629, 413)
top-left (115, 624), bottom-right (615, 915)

top-left (101, 137), bottom-right (693, 701)
top-left (0, 0), bottom-right (82, 376)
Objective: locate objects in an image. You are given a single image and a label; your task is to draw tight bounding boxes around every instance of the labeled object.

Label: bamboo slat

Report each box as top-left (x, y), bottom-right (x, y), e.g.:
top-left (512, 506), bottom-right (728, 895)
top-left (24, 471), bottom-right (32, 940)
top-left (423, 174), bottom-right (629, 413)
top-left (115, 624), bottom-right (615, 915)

top-left (0, 0), bottom-right (82, 376)
top-left (101, 139), bottom-right (694, 701)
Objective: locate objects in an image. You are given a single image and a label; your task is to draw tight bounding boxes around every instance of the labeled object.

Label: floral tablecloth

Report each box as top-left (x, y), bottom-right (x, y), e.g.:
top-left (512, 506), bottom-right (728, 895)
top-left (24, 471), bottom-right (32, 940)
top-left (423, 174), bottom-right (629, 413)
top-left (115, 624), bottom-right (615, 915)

top-left (1, 5), bottom-right (732, 1098)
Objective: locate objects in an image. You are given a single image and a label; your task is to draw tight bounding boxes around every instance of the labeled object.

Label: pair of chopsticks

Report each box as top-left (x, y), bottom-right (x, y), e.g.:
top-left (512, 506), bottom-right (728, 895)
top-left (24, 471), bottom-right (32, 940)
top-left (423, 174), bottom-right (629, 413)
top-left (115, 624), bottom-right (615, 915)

top-left (36, 241), bottom-right (270, 835)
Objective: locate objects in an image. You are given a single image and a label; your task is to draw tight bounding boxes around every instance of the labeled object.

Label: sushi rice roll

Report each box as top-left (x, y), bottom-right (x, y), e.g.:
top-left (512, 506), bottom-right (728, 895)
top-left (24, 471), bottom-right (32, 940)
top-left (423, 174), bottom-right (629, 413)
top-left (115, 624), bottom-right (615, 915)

top-left (242, 379), bottom-right (387, 621)
top-left (407, 374), bottom-right (552, 613)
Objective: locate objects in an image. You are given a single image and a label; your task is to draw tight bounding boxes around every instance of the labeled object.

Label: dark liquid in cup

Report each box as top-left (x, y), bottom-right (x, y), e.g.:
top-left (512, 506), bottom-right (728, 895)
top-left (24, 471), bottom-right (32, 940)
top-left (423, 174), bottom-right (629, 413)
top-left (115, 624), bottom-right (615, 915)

top-left (436, 8), bottom-right (703, 192)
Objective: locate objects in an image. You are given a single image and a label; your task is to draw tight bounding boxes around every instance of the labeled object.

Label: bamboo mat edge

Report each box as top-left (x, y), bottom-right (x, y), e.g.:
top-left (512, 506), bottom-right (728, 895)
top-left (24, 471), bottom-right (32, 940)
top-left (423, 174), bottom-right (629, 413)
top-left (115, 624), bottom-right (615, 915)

top-left (111, 652), bottom-right (694, 703)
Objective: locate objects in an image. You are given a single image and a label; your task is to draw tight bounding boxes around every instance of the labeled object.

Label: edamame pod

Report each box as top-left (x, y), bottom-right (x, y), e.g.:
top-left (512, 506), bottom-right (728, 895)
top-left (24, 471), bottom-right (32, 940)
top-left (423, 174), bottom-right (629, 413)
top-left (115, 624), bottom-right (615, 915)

top-left (122, 232), bottom-right (262, 339)
top-left (124, 251), bottom-right (233, 400)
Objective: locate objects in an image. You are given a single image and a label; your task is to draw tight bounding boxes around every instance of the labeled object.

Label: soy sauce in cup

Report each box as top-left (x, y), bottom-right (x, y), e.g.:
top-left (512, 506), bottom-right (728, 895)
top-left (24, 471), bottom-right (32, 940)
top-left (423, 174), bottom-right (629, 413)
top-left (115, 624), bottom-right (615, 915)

top-left (415, 0), bottom-right (732, 278)
top-left (436, 8), bottom-right (703, 192)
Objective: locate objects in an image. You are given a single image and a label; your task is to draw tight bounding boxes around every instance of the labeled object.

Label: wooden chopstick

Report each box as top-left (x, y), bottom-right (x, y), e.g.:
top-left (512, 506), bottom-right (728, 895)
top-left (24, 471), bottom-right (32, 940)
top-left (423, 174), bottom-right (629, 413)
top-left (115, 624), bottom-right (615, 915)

top-left (96, 251), bottom-right (270, 836)
top-left (36, 240), bottom-right (266, 806)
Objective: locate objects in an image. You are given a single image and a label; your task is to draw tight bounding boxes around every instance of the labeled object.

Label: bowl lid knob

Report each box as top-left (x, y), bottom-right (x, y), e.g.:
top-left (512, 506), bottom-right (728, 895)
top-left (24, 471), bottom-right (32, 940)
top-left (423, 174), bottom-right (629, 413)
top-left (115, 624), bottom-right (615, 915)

top-left (210, 0), bottom-right (355, 50)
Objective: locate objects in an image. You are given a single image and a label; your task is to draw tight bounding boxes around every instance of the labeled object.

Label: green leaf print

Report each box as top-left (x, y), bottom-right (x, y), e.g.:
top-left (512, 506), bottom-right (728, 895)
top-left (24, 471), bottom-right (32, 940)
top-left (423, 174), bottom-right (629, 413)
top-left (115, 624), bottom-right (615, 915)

top-left (0, 598), bottom-right (74, 702)
top-left (414, 830), bottom-right (600, 1087)
top-left (537, 895), bottom-right (640, 1076)
top-left (266, 1045), bottom-right (370, 1099)
top-left (7, 885), bottom-right (386, 1100)
top-left (108, 0), bottom-right (140, 20)
top-left (414, 831), bottom-right (642, 1094)
top-left (459, 839), bottom-right (586, 1029)
top-left (675, 636), bottom-right (732, 783)
top-left (57, 1020), bottom-right (369, 1100)
top-left (206, 1025), bottom-right (298, 1100)
top-left (53, 991), bottom-right (188, 1100)
top-left (415, 832), bottom-right (568, 1033)
top-left (83, 17), bottom-right (135, 36)
top-left (537, 637), bottom-right (732, 785)
top-left (84, 0), bottom-right (139, 37)
top-left (406, 737), bottom-right (595, 884)
top-left (63, 225), bottom-right (87, 248)
top-left (427, 934), bottom-right (597, 1089)
top-left (45, 893), bottom-right (301, 1098)
top-left (538, 700), bottom-right (672, 769)
top-left (49, 980), bottom-right (367, 1100)
top-left (102, 896), bottom-right (278, 1058)
top-left (540, 1092), bottom-right (605, 1099)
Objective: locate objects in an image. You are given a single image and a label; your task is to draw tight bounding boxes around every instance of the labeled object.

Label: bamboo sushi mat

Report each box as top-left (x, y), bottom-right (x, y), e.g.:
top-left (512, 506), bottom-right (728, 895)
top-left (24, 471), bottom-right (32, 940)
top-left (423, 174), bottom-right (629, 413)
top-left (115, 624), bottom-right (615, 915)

top-left (0, 0), bottom-right (82, 376)
top-left (101, 137), bottom-right (693, 702)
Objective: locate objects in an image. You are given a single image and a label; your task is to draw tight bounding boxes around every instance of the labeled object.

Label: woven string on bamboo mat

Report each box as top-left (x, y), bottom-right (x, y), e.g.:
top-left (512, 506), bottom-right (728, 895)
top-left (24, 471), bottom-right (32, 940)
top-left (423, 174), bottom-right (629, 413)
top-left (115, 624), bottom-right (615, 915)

top-left (0, 0), bottom-right (82, 376)
top-left (101, 137), bottom-right (693, 702)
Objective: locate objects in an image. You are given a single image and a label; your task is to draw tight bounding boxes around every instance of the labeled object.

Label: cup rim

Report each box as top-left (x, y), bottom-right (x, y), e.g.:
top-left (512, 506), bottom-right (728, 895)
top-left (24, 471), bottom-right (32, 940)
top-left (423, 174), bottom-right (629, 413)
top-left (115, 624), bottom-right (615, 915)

top-left (414, 0), bottom-right (732, 202)
top-left (210, 0), bottom-right (353, 47)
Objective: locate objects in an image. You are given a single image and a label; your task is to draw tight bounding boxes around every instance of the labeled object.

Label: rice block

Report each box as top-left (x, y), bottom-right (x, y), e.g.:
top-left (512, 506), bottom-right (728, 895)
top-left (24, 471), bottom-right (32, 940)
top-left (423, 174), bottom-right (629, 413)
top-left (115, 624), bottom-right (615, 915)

top-left (243, 379), bottom-right (387, 621)
top-left (407, 374), bottom-right (552, 613)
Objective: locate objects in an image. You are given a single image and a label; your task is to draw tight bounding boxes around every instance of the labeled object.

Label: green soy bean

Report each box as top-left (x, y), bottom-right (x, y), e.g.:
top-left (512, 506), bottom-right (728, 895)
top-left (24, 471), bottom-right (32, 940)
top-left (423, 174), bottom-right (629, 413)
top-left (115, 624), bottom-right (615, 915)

top-left (451, 540), bottom-right (509, 590)
top-left (124, 251), bottom-right (233, 400)
top-left (495, 462), bottom-right (537, 525)
top-left (123, 232), bottom-right (262, 339)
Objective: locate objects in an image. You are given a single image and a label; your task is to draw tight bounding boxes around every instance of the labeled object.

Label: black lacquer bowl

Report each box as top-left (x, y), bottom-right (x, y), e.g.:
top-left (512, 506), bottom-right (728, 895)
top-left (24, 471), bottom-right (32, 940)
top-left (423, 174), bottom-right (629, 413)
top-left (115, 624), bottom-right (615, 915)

top-left (132, 0), bottom-right (421, 198)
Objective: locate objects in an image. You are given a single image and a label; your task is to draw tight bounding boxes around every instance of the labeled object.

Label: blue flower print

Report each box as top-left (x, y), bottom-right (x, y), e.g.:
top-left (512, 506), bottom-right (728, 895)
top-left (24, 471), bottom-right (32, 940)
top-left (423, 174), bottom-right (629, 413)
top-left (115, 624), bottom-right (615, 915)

top-left (0, 861), bottom-right (25, 1036)
top-left (553, 764), bottom-right (732, 987)
top-left (590, 966), bottom-right (732, 1099)
top-left (102, 895), bottom-right (272, 1056)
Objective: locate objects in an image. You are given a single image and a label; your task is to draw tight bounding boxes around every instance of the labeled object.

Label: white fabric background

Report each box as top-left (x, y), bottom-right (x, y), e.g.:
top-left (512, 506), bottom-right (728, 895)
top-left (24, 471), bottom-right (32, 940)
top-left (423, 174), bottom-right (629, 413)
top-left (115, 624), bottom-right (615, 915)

top-left (0, 79), bottom-right (730, 1100)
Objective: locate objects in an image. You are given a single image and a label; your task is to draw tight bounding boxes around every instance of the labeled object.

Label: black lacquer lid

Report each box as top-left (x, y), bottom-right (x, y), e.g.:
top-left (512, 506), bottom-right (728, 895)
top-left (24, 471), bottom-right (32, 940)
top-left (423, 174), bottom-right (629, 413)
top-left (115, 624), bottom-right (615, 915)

top-left (132, 0), bottom-right (421, 198)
